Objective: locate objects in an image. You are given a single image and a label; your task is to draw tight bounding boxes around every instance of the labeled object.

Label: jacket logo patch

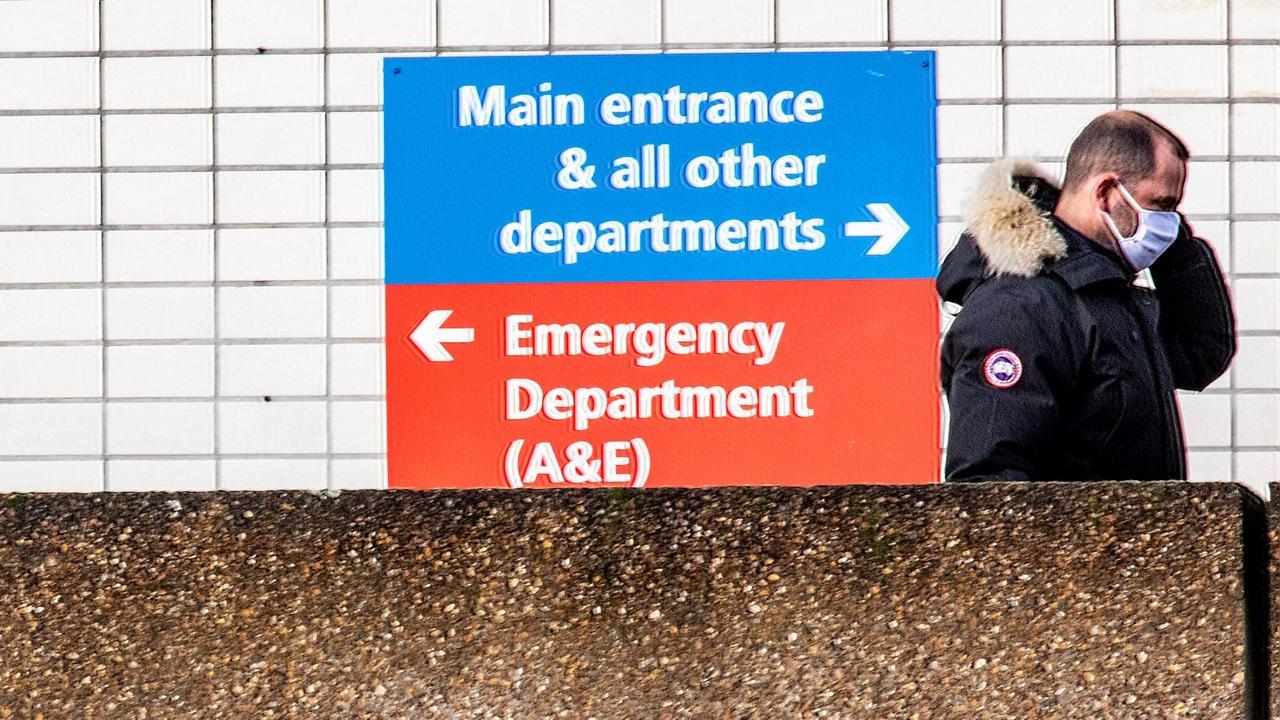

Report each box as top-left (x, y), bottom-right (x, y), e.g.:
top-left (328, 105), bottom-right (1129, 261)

top-left (983, 349), bottom-right (1023, 389)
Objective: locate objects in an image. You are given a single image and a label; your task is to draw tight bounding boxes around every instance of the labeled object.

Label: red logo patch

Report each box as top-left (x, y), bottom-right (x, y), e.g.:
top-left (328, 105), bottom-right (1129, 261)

top-left (983, 349), bottom-right (1023, 389)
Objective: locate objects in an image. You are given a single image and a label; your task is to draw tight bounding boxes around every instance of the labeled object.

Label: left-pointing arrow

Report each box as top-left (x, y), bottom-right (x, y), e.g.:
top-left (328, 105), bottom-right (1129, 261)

top-left (410, 309), bottom-right (475, 362)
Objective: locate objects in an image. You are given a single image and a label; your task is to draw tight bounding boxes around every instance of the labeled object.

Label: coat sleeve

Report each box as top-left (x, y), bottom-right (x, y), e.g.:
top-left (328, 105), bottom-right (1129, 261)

top-left (1149, 220), bottom-right (1236, 391)
top-left (941, 281), bottom-right (1083, 482)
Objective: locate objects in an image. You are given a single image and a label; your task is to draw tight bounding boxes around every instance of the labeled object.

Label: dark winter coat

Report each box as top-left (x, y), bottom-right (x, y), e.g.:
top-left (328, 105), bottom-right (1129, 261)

top-left (937, 160), bottom-right (1235, 481)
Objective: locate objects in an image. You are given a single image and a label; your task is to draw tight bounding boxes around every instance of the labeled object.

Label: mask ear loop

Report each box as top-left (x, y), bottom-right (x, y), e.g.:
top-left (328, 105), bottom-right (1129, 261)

top-left (1099, 181), bottom-right (1140, 242)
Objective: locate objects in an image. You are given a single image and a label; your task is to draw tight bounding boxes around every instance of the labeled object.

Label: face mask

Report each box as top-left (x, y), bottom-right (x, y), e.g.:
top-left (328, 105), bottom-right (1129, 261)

top-left (1099, 182), bottom-right (1181, 272)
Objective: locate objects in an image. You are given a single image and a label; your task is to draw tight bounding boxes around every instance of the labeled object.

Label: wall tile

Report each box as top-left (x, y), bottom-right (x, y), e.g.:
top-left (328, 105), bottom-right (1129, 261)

top-left (1179, 392), bottom-right (1232, 447)
top-left (1007, 46), bottom-right (1114, 99)
top-left (1236, 451), bottom-right (1280, 483)
top-left (108, 459), bottom-right (216, 491)
top-left (1237, 394), bottom-right (1279, 447)
top-left (438, 0), bottom-right (547, 45)
top-left (1234, 278), bottom-right (1279, 331)
top-left (552, 0), bottom-right (660, 45)
top-left (1005, 104), bottom-right (1104, 159)
top-left (1180, 161), bottom-right (1229, 216)
top-left (936, 105), bottom-right (1001, 159)
top-left (0, 347), bottom-right (101, 399)
top-left (106, 230), bottom-right (213, 282)
top-left (216, 170), bottom-right (324, 223)
top-left (214, 0), bottom-right (323, 49)
top-left (0, 58), bottom-right (98, 111)
top-left (103, 57), bottom-right (212, 110)
top-left (0, 116), bottom-right (99, 169)
top-left (327, 53), bottom-right (383, 106)
top-left (0, 404), bottom-right (102, 456)
top-left (0, 289), bottom-right (100, 342)
top-left (1232, 104), bottom-right (1279, 156)
top-left (1120, 46), bottom-right (1227, 99)
top-left (1235, 222), bottom-right (1279, 275)
top-left (1234, 162), bottom-right (1280, 214)
top-left (0, 461), bottom-right (103, 493)
top-left (330, 343), bottom-right (383, 395)
top-left (0, 173), bottom-right (99, 226)
top-left (664, 0), bottom-right (772, 43)
top-left (936, 162), bottom-right (987, 218)
top-left (107, 402), bottom-right (215, 454)
top-left (214, 55), bottom-right (324, 108)
top-left (1231, 0), bottom-right (1280, 40)
top-left (219, 344), bottom-right (327, 396)
top-left (1237, 337), bottom-right (1279, 389)
top-left (220, 458), bottom-right (327, 489)
top-left (104, 172), bottom-right (213, 225)
top-left (103, 0), bottom-right (211, 51)
top-left (1120, 103), bottom-right (1228, 157)
top-left (929, 46), bottom-right (1001, 100)
top-left (216, 112), bottom-right (324, 166)
top-left (775, 0), bottom-right (883, 42)
top-left (329, 0), bottom-right (434, 47)
top-left (0, 0), bottom-right (98, 52)
top-left (328, 111), bottom-right (382, 164)
top-left (107, 345), bottom-right (215, 398)
top-left (330, 400), bottom-right (384, 453)
top-left (1232, 46), bottom-right (1279, 99)
top-left (107, 287), bottom-right (214, 340)
top-left (1188, 451), bottom-right (1233, 482)
top-left (0, 232), bottom-right (100, 284)
top-left (330, 285), bottom-right (383, 338)
top-left (218, 400), bottom-right (326, 453)
top-left (328, 169), bottom-right (382, 223)
top-left (331, 458), bottom-right (385, 489)
top-left (891, 0), bottom-right (998, 41)
top-left (1118, 0), bottom-right (1226, 40)
top-left (218, 286), bottom-right (327, 338)
top-left (1004, 0), bottom-right (1110, 40)
top-left (218, 228), bottom-right (326, 281)
top-left (104, 114), bottom-right (212, 167)
top-left (329, 227), bottom-right (384, 280)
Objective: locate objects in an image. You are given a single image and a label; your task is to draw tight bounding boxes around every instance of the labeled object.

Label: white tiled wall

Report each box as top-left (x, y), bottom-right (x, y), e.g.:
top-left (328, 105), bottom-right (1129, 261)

top-left (0, 0), bottom-right (1275, 490)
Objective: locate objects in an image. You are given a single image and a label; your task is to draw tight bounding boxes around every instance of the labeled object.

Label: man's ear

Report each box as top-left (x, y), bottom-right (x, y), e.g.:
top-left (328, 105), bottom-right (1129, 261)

top-left (1091, 173), bottom-right (1118, 213)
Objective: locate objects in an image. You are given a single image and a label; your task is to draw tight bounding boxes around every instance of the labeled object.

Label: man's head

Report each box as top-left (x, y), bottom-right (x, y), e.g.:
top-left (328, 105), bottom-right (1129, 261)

top-left (1055, 110), bottom-right (1190, 252)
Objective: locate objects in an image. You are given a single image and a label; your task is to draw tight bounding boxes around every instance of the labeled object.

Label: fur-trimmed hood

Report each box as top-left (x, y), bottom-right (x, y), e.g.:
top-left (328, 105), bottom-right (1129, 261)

top-left (938, 159), bottom-right (1069, 305)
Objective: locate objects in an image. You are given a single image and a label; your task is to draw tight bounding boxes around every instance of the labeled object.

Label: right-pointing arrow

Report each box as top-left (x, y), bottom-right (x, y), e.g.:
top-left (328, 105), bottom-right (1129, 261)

top-left (843, 203), bottom-right (910, 256)
top-left (409, 309), bottom-right (475, 362)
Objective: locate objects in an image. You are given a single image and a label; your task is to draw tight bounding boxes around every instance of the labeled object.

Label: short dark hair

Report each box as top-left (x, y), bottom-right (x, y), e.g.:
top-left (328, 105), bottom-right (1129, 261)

top-left (1061, 111), bottom-right (1190, 192)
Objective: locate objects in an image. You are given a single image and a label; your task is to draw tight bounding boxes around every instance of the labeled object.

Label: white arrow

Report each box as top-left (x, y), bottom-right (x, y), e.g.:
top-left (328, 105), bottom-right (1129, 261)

top-left (410, 309), bottom-right (474, 362)
top-left (843, 203), bottom-right (910, 256)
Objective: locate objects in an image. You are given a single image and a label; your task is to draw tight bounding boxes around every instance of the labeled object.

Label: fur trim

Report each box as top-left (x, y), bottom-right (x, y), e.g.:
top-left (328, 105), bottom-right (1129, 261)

top-left (963, 159), bottom-right (1067, 277)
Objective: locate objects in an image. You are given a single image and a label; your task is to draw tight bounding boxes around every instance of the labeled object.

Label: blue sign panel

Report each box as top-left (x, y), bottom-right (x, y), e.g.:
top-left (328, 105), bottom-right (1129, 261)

top-left (384, 51), bottom-right (937, 285)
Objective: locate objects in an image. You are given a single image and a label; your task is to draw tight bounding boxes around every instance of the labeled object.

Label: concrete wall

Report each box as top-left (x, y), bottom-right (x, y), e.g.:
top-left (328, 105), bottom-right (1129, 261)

top-left (0, 0), bottom-right (1276, 491)
top-left (0, 483), bottom-right (1255, 718)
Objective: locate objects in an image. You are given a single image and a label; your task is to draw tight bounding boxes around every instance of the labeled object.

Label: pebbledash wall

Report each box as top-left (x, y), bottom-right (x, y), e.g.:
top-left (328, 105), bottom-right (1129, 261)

top-left (0, 0), bottom-right (1275, 492)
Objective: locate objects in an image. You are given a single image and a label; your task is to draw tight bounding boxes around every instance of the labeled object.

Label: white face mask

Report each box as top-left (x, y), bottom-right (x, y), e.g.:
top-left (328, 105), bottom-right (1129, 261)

top-left (1099, 182), bottom-right (1181, 272)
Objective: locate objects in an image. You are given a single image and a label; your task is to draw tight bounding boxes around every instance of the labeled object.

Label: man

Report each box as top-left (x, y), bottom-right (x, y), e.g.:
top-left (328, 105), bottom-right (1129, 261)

top-left (937, 111), bottom-right (1235, 481)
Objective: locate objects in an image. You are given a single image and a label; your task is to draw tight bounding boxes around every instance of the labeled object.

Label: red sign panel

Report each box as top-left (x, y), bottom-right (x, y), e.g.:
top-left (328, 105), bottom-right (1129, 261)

top-left (387, 279), bottom-right (939, 488)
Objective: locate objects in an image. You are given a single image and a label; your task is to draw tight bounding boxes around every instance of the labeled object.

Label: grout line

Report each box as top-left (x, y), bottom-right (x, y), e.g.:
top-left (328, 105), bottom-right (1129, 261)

top-left (97, 0), bottom-right (108, 491)
top-left (323, 0), bottom-right (334, 492)
top-left (0, 164), bottom-right (383, 174)
top-left (0, 453), bottom-right (386, 462)
top-left (0, 395), bottom-right (388, 405)
top-left (1112, 0), bottom-right (1121, 111)
top-left (6, 155), bottom-right (1280, 174)
top-left (1225, 0), bottom-right (1240, 485)
top-left (2, 96), bottom-right (1275, 118)
top-left (0, 37), bottom-right (1274, 59)
top-left (209, 0), bottom-right (221, 491)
